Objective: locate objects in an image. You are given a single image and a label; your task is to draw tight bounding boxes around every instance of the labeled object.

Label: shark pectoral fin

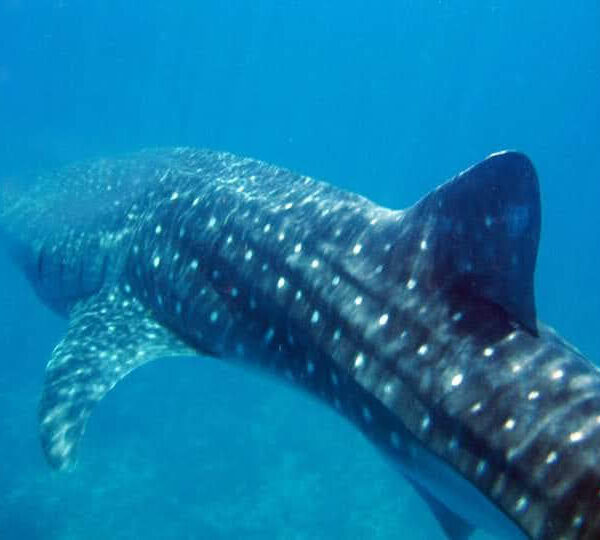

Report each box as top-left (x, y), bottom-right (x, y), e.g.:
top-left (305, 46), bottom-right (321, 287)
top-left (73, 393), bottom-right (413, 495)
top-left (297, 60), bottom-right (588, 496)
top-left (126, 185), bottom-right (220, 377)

top-left (408, 479), bottom-right (474, 540)
top-left (407, 151), bottom-right (541, 334)
top-left (39, 285), bottom-right (195, 470)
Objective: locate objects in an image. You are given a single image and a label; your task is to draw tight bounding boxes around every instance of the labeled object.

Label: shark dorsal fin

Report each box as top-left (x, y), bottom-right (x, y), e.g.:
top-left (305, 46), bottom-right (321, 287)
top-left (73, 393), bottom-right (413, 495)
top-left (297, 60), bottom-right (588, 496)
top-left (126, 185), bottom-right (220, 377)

top-left (39, 284), bottom-right (195, 469)
top-left (404, 151), bottom-right (540, 334)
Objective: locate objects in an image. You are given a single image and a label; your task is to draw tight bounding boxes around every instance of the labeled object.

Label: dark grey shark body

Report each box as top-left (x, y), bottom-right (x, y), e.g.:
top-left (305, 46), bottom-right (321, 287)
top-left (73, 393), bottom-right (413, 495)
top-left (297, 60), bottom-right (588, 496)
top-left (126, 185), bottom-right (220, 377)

top-left (2, 148), bottom-right (600, 539)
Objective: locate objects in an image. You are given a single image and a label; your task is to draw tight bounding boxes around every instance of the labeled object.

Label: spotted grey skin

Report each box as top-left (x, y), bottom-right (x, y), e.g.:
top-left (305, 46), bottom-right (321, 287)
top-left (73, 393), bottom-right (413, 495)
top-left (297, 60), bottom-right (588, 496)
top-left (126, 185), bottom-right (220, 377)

top-left (2, 148), bottom-right (600, 539)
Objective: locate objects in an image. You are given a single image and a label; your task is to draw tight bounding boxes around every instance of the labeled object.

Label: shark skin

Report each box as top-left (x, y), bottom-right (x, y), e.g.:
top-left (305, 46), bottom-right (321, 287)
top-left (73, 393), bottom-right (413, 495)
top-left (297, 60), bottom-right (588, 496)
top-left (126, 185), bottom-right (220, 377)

top-left (2, 148), bottom-right (599, 539)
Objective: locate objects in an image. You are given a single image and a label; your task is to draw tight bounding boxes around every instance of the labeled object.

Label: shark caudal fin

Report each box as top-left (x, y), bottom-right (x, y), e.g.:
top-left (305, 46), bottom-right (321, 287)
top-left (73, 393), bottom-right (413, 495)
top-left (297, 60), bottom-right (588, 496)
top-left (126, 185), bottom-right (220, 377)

top-left (394, 151), bottom-right (540, 335)
top-left (39, 285), bottom-right (194, 469)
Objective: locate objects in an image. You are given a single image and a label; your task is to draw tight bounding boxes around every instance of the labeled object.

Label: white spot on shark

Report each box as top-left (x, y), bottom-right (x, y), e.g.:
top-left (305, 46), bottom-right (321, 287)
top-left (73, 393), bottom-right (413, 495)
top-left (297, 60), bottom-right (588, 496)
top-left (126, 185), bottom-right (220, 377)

top-left (515, 497), bottom-right (528, 513)
top-left (451, 373), bottom-right (463, 387)
top-left (569, 431), bottom-right (584, 443)
top-left (354, 353), bottom-right (365, 369)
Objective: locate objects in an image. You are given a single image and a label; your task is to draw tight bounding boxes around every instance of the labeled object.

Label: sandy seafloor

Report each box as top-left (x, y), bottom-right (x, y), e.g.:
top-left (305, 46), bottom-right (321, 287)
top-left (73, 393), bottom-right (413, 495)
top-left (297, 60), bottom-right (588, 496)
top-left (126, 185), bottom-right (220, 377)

top-left (0, 1), bottom-right (598, 539)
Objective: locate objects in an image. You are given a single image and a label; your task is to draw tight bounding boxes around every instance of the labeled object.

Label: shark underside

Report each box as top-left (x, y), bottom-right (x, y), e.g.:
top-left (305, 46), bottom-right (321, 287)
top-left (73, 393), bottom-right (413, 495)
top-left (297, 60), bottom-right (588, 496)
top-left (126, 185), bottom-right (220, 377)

top-left (2, 148), bottom-right (599, 539)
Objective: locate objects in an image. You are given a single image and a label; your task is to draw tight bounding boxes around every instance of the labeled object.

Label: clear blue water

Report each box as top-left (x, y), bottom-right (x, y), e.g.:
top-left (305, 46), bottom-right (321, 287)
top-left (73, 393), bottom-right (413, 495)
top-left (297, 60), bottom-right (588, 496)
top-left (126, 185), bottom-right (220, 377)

top-left (0, 1), bottom-right (598, 538)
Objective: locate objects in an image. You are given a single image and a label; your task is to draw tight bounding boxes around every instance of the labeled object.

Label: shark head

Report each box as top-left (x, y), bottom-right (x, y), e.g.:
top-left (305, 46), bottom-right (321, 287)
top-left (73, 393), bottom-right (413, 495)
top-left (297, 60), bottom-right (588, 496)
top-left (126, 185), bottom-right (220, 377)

top-left (2, 148), bottom-right (599, 539)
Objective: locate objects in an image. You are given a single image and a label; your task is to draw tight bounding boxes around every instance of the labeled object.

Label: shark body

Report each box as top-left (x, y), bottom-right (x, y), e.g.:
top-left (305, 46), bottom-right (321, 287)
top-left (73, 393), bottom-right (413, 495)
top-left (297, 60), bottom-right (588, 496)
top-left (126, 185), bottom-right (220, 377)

top-left (2, 148), bottom-right (599, 539)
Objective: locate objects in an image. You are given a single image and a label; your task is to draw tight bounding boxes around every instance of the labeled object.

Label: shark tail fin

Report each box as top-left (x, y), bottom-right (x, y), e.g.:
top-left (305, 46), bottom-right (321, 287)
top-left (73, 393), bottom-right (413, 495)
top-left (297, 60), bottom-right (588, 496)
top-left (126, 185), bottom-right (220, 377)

top-left (397, 151), bottom-right (540, 334)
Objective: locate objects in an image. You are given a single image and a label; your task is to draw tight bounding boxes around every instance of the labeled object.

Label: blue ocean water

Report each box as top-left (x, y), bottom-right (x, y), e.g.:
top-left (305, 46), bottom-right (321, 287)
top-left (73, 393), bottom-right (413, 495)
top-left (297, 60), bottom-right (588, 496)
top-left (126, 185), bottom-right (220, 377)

top-left (0, 1), bottom-right (598, 539)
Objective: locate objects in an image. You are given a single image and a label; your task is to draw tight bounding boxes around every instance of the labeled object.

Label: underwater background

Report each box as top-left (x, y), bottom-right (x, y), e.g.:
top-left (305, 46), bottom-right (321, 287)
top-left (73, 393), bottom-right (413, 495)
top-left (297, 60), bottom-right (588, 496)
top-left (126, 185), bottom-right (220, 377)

top-left (0, 1), bottom-right (598, 538)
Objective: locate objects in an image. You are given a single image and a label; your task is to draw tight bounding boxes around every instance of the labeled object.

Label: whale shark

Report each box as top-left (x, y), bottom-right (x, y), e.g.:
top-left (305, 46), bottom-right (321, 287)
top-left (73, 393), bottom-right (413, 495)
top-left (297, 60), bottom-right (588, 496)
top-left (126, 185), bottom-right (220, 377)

top-left (2, 148), bottom-right (599, 539)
